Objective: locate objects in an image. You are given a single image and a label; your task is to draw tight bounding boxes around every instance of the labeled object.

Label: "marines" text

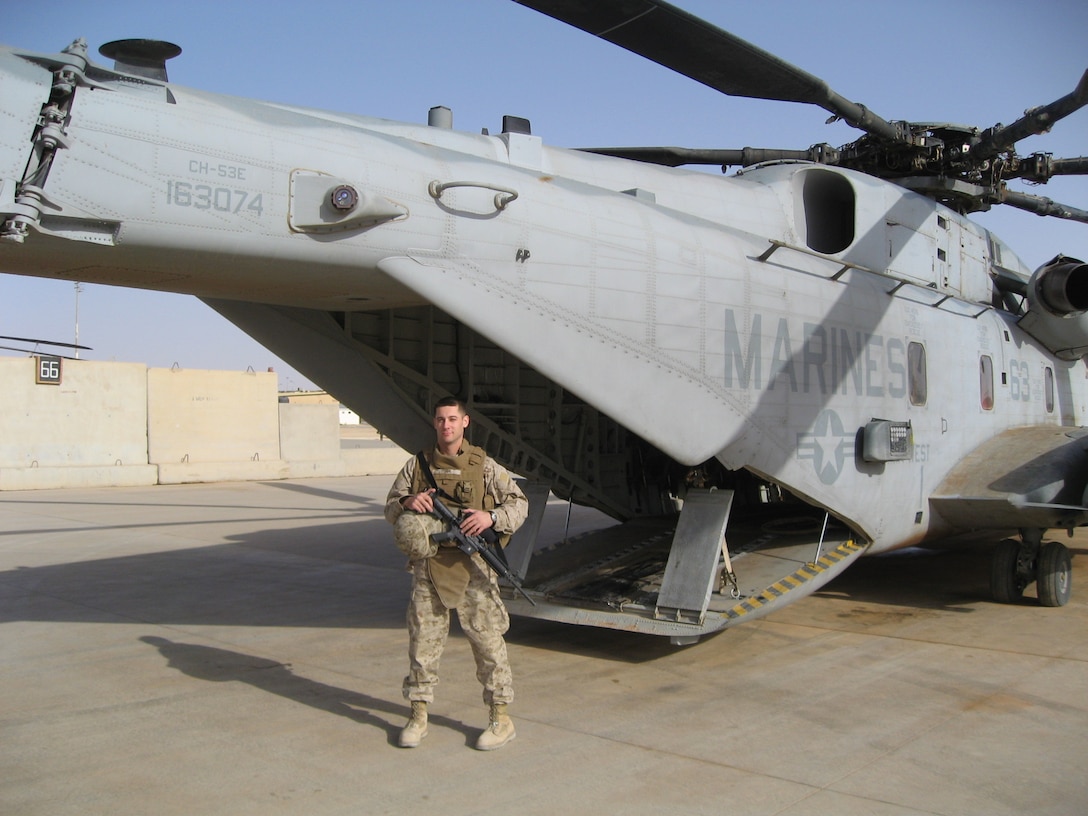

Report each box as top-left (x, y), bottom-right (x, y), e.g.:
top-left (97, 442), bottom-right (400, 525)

top-left (723, 309), bottom-right (907, 397)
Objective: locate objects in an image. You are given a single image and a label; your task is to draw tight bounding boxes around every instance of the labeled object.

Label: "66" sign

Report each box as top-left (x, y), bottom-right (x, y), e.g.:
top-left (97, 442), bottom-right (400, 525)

top-left (35, 355), bottom-right (62, 385)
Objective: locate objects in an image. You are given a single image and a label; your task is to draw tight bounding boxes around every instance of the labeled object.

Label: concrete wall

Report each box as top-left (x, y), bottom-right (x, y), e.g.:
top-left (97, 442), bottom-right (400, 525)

top-left (0, 357), bottom-right (406, 490)
top-left (279, 403), bottom-right (340, 462)
top-left (149, 367), bottom-right (288, 484)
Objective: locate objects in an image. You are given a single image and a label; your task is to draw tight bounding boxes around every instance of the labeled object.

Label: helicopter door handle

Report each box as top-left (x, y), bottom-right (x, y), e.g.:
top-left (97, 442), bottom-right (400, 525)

top-left (428, 180), bottom-right (519, 211)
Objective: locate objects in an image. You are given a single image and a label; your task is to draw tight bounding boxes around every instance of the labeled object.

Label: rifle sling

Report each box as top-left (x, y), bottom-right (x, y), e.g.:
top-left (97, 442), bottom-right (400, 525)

top-left (416, 451), bottom-right (458, 504)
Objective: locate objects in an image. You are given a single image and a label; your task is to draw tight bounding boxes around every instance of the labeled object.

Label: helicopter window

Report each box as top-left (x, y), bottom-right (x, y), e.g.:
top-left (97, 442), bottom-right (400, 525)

top-left (802, 170), bottom-right (855, 254)
top-left (1045, 367), bottom-right (1055, 413)
top-left (908, 342), bottom-right (927, 406)
top-left (980, 355), bottom-right (995, 410)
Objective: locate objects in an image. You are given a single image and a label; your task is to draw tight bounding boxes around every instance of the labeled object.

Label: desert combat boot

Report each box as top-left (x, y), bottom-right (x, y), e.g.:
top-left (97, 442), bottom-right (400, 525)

top-left (398, 701), bottom-right (428, 748)
top-left (475, 703), bottom-right (516, 751)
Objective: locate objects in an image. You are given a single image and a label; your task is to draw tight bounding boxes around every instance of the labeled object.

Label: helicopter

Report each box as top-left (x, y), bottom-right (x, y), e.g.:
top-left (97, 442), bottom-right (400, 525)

top-left (0, 1), bottom-right (1086, 643)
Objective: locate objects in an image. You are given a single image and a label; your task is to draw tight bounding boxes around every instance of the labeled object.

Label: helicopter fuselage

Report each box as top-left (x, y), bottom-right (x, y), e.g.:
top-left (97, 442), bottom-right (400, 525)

top-left (2, 40), bottom-right (1085, 635)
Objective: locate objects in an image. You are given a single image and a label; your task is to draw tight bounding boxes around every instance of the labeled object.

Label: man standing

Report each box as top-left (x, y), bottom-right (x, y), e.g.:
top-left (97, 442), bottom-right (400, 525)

top-left (385, 397), bottom-right (528, 750)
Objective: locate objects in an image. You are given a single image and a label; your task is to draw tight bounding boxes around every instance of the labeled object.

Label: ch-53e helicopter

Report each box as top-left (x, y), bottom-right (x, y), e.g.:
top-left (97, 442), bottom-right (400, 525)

top-left (1, 1), bottom-right (1086, 643)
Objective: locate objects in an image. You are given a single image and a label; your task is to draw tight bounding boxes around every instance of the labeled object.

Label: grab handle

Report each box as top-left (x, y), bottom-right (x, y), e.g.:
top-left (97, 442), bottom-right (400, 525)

top-left (428, 180), bottom-right (519, 211)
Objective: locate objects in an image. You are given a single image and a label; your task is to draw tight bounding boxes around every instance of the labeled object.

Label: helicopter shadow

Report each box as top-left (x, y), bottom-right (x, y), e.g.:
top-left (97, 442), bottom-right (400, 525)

top-left (734, 193), bottom-right (931, 490)
top-left (812, 536), bottom-right (1084, 611)
top-left (0, 516), bottom-right (409, 630)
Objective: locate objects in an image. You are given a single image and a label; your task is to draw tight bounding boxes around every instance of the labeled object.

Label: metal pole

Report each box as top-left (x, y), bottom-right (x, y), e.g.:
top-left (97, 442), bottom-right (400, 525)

top-left (814, 511), bottom-right (829, 562)
top-left (73, 282), bottom-right (82, 359)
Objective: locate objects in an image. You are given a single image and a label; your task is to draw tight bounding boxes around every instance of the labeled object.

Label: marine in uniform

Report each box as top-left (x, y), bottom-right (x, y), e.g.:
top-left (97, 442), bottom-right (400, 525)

top-left (385, 397), bottom-right (528, 750)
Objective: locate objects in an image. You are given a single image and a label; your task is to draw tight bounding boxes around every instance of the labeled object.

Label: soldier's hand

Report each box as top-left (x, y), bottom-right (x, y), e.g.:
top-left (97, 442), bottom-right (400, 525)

top-left (401, 489), bottom-right (435, 514)
top-left (458, 508), bottom-right (494, 537)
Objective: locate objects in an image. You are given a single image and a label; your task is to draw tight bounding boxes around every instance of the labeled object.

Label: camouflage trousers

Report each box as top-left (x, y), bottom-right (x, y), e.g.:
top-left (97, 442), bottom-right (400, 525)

top-left (403, 555), bottom-right (513, 706)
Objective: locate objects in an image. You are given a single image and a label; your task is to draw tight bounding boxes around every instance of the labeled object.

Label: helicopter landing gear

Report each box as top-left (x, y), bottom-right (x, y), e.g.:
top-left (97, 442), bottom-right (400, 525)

top-left (990, 530), bottom-right (1072, 607)
top-left (990, 537), bottom-right (1031, 603)
top-left (1037, 541), bottom-right (1072, 607)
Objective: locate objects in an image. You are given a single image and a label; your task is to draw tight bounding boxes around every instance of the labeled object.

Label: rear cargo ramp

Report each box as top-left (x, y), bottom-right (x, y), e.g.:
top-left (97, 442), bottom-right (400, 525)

top-left (501, 488), bottom-right (866, 644)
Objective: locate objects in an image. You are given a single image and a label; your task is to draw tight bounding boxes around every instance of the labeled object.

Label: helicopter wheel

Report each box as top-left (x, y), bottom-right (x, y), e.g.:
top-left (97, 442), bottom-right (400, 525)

top-left (990, 538), bottom-right (1029, 604)
top-left (1036, 541), bottom-right (1072, 607)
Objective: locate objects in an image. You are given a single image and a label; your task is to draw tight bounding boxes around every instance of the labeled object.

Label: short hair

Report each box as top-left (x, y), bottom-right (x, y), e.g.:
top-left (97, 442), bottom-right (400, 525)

top-left (434, 396), bottom-right (468, 416)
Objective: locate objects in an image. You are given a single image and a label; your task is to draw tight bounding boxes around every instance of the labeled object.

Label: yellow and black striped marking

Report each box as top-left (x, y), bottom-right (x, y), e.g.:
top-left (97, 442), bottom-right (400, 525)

top-left (723, 540), bottom-right (862, 620)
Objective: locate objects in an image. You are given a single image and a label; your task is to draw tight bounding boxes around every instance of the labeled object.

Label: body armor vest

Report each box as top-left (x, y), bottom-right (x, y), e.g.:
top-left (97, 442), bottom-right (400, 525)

top-left (412, 444), bottom-right (490, 607)
top-left (412, 444), bottom-right (490, 512)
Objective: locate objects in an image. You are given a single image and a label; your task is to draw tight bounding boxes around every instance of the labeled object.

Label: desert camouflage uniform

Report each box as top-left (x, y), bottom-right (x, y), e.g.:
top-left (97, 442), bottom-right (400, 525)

top-left (385, 448), bottom-right (527, 706)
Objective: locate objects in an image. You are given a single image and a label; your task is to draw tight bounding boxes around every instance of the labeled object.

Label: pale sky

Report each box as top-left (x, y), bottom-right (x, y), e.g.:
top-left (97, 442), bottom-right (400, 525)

top-left (2, 0), bottom-right (1085, 391)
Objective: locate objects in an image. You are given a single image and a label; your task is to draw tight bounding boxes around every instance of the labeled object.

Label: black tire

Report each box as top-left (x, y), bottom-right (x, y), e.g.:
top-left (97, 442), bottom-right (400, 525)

top-left (1037, 541), bottom-right (1072, 607)
top-left (991, 538), bottom-right (1026, 604)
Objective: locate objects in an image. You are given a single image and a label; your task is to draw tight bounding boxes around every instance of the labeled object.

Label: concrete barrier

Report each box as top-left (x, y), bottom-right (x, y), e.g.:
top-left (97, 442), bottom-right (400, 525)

top-left (0, 357), bottom-right (158, 489)
top-left (148, 367), bottom-right (289, 484)
top-left (0, 357), bottom-right (406, 490)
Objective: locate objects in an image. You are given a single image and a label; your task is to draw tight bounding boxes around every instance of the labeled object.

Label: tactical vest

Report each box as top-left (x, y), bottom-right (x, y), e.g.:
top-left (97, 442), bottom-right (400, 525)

top-left (411, 444), bottom-right (493, 513)
top-left (411, 444), bottom-right (491, 608)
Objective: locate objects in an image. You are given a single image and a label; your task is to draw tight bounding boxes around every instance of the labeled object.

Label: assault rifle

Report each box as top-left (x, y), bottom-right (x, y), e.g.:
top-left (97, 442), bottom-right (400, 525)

top-left (429, 496), bottom-right (536, 606)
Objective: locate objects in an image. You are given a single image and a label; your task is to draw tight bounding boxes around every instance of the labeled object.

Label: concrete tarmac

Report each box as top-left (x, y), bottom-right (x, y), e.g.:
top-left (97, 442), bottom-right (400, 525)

top-left (2, 476), bottom-right (1086, 816)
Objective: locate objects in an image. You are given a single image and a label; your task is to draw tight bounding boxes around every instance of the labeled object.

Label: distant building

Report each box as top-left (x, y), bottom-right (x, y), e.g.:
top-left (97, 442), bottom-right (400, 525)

top-left (278, 389), bottom-right (334, 405)
top-left (278, 390), bottom-right (360, 425)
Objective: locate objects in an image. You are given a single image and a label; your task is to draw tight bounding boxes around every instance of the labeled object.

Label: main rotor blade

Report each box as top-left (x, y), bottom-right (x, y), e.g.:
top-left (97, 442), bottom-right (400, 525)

top-left (513, 0), bottom-right (904, 142)
top-left (1054, 157), bottom-right (1088, 176)
top-left (975, 70), bottom-right (1088, 159)
top-left (0, 334), bottom-right (92, 350)
top-left (576, 145), bottom-right (834, 167)
top-left (999, 189), bottom-right (1088, 224)
top-left (1007, 155), bottom-right (1088, 183)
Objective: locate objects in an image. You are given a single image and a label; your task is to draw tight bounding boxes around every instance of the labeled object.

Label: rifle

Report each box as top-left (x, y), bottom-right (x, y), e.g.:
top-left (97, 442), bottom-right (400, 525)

top-left (429, 496), bottom-right (536, 606)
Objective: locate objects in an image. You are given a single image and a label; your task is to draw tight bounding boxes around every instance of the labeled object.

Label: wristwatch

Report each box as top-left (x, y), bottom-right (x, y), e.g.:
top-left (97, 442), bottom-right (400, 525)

top-left (489, 511), bottom-right (497, 526)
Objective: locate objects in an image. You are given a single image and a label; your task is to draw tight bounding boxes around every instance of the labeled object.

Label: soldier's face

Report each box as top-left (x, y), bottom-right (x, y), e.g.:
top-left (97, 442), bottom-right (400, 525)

top-left (434, 406), bottom-right (469, 448)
